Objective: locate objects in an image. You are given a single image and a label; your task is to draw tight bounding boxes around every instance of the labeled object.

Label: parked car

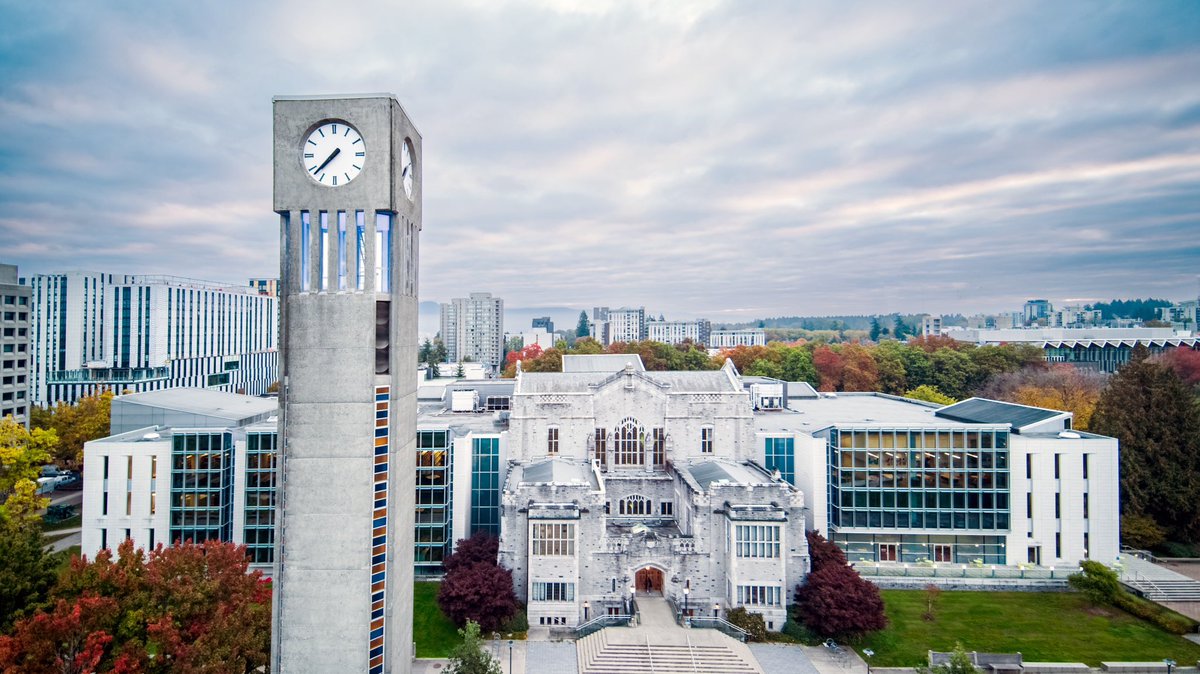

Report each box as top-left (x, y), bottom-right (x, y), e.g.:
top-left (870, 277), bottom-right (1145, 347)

top-left (40, 464), bottom-right (61, 478)
top-left (56, 475), bottom-right (83, 491)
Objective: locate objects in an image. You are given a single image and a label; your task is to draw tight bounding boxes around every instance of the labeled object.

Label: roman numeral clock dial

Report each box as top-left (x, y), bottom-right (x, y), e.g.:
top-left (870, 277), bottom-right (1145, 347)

top-left (302, 121), bottom-right (365, 186)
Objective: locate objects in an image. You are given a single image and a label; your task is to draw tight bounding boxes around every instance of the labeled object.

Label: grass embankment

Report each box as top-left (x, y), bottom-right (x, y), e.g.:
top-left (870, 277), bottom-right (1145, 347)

top-left (858, 590), bottom-right (1200, 666)
top-left (413, 581), bottom-right (462, 658)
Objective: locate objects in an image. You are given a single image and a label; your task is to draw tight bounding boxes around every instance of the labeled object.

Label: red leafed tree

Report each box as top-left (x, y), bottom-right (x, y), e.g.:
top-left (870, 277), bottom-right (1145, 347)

top-left (505, 344), bottom-right (543, 367)
top-left (794, 564), bottom-right (887, 639)
top-left (443, 532), bottom-right (500, 574)
top-left (812, 346), bottom-right (845, 392)
top-left (1159, 346), bottom-right (1200, 388)
top-left (0, 595), bottom-right (118, 674)
top-left (437, 562), bottom-right (518, 631)
top-left (805, 530), bottom-right (847, 572)
top-left (0, 540), bottom-right (270, 674)
top-left (794, 531), bottom-right (887, 639)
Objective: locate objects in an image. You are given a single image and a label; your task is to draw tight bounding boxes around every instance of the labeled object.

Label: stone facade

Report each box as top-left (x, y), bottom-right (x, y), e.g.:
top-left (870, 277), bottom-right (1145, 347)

top-left (497, 358), bottom-right (809, 631)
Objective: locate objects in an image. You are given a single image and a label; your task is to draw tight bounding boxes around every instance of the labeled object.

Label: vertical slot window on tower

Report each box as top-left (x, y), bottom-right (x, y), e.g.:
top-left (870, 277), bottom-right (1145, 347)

top-left (375, 300), bottom-right (390, 375)
top-left (337, 211), bottom-right (347, 290)
top-left (300, 211), bottom-right (311, 292)
top-left (355, 211), bottom-right (366, 291)
top-left (319, 211), bottom-right (329, 291)
top-left (375, 212), bottom-right (392, 293)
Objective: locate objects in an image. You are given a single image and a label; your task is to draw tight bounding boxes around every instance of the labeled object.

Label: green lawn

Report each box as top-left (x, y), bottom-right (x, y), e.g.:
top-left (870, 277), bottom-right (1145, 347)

top-left (857, 590), bottom-right (1200, 666)
top-left (413, 581), bottom-right (462, 658)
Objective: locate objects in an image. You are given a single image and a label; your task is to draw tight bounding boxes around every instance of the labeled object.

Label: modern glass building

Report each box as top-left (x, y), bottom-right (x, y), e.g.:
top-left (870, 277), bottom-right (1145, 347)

top-left (170, 430), bottom-right (234, 545)
top-left (243, 429), bottom-right (278, 564)
top-left (415, 429), bottom-right (453, 576)
top-left (763, 436), bottom-right (795, 485)
top-left (825, 426), bottom-right (1011, 564)
top-left (470, 436), bottom-right (501, 536)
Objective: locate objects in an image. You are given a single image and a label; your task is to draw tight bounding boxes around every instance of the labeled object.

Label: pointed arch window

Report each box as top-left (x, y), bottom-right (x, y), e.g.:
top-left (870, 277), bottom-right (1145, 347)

top-left (619, 494), bottom-right (651, 516)
top-left (614, 417), bottom-right (645, 465)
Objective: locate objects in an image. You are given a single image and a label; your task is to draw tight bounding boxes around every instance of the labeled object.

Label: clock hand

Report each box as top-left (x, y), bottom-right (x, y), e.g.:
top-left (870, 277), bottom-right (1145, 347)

top-left (314, 147), bottom-right (341, 174)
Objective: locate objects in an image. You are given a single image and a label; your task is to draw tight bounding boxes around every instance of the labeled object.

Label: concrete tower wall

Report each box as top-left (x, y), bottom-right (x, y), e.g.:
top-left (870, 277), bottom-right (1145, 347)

top-left (272, 95), bottom-right (420, 674)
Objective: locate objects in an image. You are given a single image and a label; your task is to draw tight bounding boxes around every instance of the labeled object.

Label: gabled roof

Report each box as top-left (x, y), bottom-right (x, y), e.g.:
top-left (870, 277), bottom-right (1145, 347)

top-left (935, 397), bottom-right (1064, 430)
top-left (562, 354), bottom-right (645, 373)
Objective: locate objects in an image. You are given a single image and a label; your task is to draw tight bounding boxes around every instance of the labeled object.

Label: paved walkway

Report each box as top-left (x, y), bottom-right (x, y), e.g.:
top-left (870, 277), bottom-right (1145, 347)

top-left (1121, 555), bottom-right (1194, 582)
top-left (748, 644), bottom-right (823, 674)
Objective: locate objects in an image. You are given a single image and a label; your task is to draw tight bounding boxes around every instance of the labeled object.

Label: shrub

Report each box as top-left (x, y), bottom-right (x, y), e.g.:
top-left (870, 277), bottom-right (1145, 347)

top-left (1112, 592), bottom-right (1198, 635)
top-left (437, 562), bottom-right (519, 632)
top-left (1067, 560), bottom-right (1121, 604)
top-left (499, 607), bottom-right (528, 635)
top-left (443, 532), bottom-right (501, 574)
top-left (794, 563), bottom-right (887, 639)
top-left (725, 607), bottom-right (768, 642)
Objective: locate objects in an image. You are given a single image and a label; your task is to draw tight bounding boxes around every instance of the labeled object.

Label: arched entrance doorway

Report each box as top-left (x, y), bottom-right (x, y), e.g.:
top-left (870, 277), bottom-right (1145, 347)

top-left (635, 567), bottom-right (664, 595)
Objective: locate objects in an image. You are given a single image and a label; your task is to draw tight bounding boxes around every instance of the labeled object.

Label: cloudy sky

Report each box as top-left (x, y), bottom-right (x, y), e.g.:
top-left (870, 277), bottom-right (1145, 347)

top-left (2, 1), bottom-right (1198, 320)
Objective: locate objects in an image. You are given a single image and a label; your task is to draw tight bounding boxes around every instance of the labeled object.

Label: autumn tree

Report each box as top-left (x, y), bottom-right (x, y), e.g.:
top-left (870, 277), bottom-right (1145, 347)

top-left (840, 344), bottom-right (880, 392)
top-left (812, 346), bottom-right (844, 392)
top-left (437, 562), bottom-right (518, 631)
top-left (794, 531), bottom-right (886, 639)
top-left (1158, 346), bottom-right (1200, 390)
top-left (905, 385), bottom-right (955, 405)
top-left (1091, 346), bottom-right (1200, 543)
top-left (980, 364), bottom-right (1105, 430)
top-left (0, 539), bottom-right (272, 673)
top-left (443, 532), bottom-right (500, 573)
top-left (36, 391), bottom-right (112, 467)
top-left (1, 416), bottom-right (57, 500)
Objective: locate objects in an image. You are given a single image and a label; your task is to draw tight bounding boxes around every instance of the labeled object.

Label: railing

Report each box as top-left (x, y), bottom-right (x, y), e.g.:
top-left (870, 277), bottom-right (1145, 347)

top-left (48, 366), bottom-right (171, 383)
top-left (686, 617), bottom-right (750, 642)
top-left (853, 562), bottom-right (1081, 581)
top-left (574, 614), bottom-right (632, 639)
top-left (1122, 546), bottom-right (1159, 563)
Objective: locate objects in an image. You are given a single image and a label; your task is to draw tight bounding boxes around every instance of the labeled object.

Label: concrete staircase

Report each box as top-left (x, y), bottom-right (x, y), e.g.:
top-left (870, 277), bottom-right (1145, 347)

top-left (1124, 578), bottom-right (1200, 602)
top-left (577, 629), bottom-right (761, 674)
top-left (576, 596), bottom-right (763, 674)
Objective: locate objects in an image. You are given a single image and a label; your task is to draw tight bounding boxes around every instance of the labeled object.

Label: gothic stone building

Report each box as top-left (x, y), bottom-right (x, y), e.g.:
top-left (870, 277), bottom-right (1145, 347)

top-left (497, 356), bottom-right (808, 630)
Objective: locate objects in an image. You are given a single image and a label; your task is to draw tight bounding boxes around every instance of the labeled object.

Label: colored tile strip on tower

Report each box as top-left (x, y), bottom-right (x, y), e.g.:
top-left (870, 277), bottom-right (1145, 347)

top-left (370, 385), bottom-right (390, 674)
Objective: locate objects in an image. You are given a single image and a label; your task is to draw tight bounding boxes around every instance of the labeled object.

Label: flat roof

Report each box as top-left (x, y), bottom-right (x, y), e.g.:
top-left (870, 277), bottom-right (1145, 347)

top-left (756, 393), bottom-right (1001, 433)
top-left (114, 388), bottom-right (278, 421)
top-left (561, 354), bottom-right (645, 373)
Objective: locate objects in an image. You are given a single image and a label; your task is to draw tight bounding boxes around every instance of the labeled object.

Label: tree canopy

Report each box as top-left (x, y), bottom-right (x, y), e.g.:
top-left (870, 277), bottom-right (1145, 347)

top-left (30, 391), bottom-right (111, 468)
top-left (1091, 346), bottom-right (1200, 543)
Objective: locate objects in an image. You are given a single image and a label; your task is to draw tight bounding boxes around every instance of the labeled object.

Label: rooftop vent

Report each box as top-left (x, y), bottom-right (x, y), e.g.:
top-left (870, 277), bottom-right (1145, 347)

top-left (142, 432), bottom-right (161, 441)
top-left (1058, 431), bottom-right (1081, 439)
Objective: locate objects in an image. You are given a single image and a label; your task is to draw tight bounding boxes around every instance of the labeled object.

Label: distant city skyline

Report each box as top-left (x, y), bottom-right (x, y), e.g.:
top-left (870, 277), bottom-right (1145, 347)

top-left (3, 1), bottom-right (1199, 318)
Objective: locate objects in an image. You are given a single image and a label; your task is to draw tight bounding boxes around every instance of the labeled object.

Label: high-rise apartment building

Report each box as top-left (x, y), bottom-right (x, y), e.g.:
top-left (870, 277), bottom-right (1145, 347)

top-left (531, 316), bottom-right (554, 333)
top-left (25, 272), bottom-right (278, 406)
top-left (439, 292), bottom-right (504, 373)
top-left (608, 306), bottom-right (646, 343)
top-left (646, 318), bottom-right (711, 345)
top-left (249, 278), bottom-right (280, 297)
top-left (0, 263), bottom-right (32, 425)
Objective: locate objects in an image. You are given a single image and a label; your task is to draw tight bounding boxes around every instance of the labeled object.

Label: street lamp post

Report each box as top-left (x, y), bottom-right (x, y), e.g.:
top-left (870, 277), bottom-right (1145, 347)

top-left (1164, 659), bottom-right (1176, 674)
top-left (508, 640), bottom-right (514, 674)
top-left (712, 602), bottom-right (720, 618)
top-left (683, 586), bottom-right (690, 617)
top-left (863, 648), bottom-right (875, 674)
top-left (583, 600), bottom-right (590, 622)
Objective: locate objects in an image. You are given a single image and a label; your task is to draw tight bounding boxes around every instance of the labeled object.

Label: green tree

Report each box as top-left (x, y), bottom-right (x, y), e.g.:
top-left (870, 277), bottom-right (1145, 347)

top-left (779, 346), bottom-right (818, 385)
top-left (929, 348), bottom-right (975, 400)
top-left (419, 338), bottom-right (434, 364)
top-left (1091, 346), bottom-right (1200, 542)
top-left (918, 643), bottom-right (979, 674)
top-left (869, 317), bottom-right (883, 341)
top-left (576, 311), bottom-right (590, 339)
top-left (872, 341), bottom-right (908, 394)
top-left (1068, 560), bottom-right (1121, 604)
top-left (0, 416), bottom-right (57, 497)
top-left (444, 621), bottom-right (502, 674)
top-left (904, 385), bottom-right (956, 405)
top-left (0, 506), bottom-right (62, 631)
top-left (725, 607), bottom-right (768, 642)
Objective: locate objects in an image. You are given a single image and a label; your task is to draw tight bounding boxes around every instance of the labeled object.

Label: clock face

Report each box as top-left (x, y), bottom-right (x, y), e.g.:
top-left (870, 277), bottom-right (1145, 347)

top-left (302, 121), bottom-right (365, 187)
top-left (401, 139), bottom-right (414, 199)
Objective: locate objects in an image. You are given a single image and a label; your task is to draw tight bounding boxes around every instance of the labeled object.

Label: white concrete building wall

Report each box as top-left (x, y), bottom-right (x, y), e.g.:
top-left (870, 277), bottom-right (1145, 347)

top-left (709, 329), bottom-right (766, 349)
top-left (1008, 434), bottom-right (1119, 566)
top-left (608, 308), bottom-right (645, 343)
top-left (81, 433), bottom-right (172, 558)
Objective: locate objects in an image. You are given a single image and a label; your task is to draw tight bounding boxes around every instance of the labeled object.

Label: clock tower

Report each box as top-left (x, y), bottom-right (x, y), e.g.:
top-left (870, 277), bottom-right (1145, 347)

top-left (271, 95), bottom-right (420, 674)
